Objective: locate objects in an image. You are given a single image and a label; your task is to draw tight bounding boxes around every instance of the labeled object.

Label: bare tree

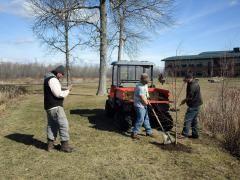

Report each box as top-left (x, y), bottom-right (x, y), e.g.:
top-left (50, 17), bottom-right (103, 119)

top-left (29, 0), bottom-right (88, 85)
top-left (110, 0), bottom-right (174, 61)
top-left (69, 0), bottom-right (108, 95)
top-left (30, 0), bottom-right (109, 95)
top-left (109, 0), bottom-right (126, 61)
top-left (49, 0), bottom-right (108, 95)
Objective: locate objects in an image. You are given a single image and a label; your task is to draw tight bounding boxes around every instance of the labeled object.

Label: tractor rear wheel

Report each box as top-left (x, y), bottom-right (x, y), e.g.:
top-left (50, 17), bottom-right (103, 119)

top-left (159, 111), bottom-right (173, 131)
top-left (148, 105), bottom-right (173, 131)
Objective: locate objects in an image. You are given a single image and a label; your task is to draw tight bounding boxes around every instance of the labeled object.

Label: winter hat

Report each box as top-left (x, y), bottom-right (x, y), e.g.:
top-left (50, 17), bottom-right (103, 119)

top-left (54, 65), bottom-right (65, 75)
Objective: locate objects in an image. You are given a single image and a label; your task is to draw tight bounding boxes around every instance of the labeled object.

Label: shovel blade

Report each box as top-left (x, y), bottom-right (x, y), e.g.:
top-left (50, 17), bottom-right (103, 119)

top-left (162, 134), bottom-right (175, 144)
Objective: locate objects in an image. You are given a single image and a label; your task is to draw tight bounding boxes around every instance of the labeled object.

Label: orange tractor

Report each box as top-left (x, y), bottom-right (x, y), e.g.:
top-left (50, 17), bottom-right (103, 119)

top-left (105, 61), bottom-right (173, 132)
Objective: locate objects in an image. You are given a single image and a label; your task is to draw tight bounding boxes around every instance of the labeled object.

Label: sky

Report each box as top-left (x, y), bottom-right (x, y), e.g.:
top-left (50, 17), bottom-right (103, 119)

top-left (0, 0), bottom-right (240, 67)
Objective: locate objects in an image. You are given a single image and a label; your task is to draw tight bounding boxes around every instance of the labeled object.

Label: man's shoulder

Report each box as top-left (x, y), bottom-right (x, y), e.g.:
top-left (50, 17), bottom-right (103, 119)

top-left (190, 80), bottom-right (199, 86)
top-left (47, 75), bottom-right (59, 86)
top-left (136, 84), bottom-right (145, 90)
top-left (189, 80), bottom-right (200, 92)
top-left (136, 83), bottom-right (145, 87)
top-left (44, 72), bottom-right (56, 80)
top-left (135, 83), bottom-right (145, 94)
top-left (193, 80), bottom-right (200, 87)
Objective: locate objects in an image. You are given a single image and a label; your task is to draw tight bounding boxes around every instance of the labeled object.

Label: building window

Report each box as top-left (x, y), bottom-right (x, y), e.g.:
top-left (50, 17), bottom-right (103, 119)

top-left (181, 64), bottom-right (187, 68)
top-left (196, 64), bottom-right (203, 67)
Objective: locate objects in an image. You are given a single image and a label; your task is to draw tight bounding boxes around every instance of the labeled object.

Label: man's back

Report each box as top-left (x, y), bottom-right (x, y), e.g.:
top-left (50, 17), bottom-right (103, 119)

top-left (134, 83), bottom-right (149, 108)
top-left (186, 80), bottom-right (203, 107)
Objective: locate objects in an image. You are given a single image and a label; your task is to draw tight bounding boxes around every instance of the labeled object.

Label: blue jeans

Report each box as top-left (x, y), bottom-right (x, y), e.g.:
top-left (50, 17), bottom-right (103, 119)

top-left (132, 106), bottom-right (152, 135)
top-left (182, 107), bottom-right (200, 137)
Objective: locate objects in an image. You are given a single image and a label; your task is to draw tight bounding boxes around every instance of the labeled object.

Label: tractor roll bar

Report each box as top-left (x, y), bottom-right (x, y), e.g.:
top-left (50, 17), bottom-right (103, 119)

top-left (111, 64), bottom-right (154, 87)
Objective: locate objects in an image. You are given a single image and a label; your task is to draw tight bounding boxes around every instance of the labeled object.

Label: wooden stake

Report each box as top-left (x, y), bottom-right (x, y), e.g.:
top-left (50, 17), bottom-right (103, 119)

top-left (174, 60), bottom-right (178, 145)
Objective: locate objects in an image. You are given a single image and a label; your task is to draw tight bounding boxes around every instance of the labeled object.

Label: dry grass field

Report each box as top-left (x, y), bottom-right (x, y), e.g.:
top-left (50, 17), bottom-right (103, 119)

top-left (0, 79), bottom-right (240, 179)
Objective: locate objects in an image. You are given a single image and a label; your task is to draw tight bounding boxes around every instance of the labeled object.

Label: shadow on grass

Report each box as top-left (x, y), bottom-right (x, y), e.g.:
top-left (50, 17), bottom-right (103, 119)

top-left (70, 109), bottom-right (120, 133)
top-left (150, 141), bottom-right (192, 153)
top-left (5, 133), bottom-right (47, 151)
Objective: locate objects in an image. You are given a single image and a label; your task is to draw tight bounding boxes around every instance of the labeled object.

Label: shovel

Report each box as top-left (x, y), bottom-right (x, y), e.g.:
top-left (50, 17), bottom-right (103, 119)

top-left (149, 103), bottom-right (175, 144)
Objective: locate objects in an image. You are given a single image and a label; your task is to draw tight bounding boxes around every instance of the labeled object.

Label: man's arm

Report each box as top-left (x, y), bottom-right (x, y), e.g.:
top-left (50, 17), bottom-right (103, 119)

top-left (180, 84), bottom-right (196, 106)
top-left (48, 78), bottom-right (70, 98)
top-left (138, 86), bottom-right (149, 106)
top-left (140, 95), bottom-right (149, 106)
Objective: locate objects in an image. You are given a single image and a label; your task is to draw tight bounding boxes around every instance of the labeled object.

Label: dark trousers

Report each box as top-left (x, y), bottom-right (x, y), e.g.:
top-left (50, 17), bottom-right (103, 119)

top-left (46, 106), bottom-right (70, 141)
top-left (182, 106), bottom-right (200, 137)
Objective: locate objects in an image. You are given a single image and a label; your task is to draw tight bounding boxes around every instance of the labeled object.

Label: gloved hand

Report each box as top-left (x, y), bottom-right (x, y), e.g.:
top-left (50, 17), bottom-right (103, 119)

top-left (180, 99), bottom-right (186, 106)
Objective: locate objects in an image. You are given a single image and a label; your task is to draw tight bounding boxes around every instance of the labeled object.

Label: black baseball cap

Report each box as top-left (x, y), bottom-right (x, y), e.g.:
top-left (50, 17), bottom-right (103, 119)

top-left (184, 72), bottom-right (193, 80)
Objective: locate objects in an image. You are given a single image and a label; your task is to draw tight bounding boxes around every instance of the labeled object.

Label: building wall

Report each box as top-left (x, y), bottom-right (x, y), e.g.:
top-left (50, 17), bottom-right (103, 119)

top-left (164, 57), bottom-right (240, 77)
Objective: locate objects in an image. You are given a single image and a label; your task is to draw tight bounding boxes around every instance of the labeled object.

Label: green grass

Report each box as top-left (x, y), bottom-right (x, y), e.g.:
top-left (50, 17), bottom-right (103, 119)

top-left (0, 80), bottom-right (240, 179)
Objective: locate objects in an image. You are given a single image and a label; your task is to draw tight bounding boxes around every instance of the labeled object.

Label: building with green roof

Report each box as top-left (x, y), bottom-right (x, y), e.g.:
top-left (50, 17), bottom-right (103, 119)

top-left (162, 48), bottom-right (240, 77)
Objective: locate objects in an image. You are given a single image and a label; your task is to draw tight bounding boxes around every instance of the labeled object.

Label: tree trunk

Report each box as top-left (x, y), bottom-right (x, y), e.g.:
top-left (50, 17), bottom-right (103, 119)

top-left (65, 30), bottom-right (70, 86)
top-left (96, 0), bottom-right (107, 96)
top-left (117, 14), bottom-right (124, 62)
top-left (64, 9), bottom-right (70, 86)
top-left (117, 1), bottom-right (125, 62)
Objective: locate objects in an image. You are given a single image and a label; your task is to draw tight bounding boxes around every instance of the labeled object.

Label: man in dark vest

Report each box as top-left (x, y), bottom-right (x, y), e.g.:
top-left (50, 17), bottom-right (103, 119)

top-left (180, 73), bottom-right (203, 139)
top-left (44, 65), bottom-right (74, 152)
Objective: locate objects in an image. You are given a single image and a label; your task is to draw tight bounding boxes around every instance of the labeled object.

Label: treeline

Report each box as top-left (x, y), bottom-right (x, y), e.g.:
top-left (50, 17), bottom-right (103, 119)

top-left (0, 62), bottom-right (100, 79)
top-left (0, 62), bottom-right (162, 80)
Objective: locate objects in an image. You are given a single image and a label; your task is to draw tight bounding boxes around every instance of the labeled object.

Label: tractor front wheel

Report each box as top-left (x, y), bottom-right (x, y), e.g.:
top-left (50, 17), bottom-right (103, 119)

top-left (105, 100), bottom-right (114, 117)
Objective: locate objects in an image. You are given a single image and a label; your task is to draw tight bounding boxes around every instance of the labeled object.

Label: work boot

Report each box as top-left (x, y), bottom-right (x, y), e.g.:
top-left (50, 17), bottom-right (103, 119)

top-left (60, 141), bottom-right (74, 153)
top-left (124, 128), bottom-right (132, 136)
top-left (178, 133), bottom-right (188, 139)
top-left (131, 133), bottom-right (140, 140)
top-left (47, 139), bottom-right (54, 152)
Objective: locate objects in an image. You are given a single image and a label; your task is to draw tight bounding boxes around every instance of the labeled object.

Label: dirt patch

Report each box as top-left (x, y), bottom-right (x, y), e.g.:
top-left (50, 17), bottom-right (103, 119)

top-left (150, 141), bottom-right (192, 153)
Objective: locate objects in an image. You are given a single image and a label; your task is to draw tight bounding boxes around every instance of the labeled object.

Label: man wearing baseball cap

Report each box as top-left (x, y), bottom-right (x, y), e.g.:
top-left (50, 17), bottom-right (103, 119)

top-left (43, 65), bottom-right (74, 152)
top-left (132, 73), bottom-right (154, 139)
top-left (180, 72), bottom-right (203, 139)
